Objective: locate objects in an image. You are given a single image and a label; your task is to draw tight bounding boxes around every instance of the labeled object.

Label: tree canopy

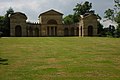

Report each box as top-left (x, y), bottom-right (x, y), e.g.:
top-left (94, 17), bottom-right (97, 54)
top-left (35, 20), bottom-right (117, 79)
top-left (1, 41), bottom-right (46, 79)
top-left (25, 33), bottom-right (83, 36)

top-left (104, 0), bottom-right (120, 22)
top-left (6, 7), bottom-right (14, 17)
top-left (104, 0), bottom-right (120, 37)
top-left (63, 1), bottom-right (93, 24)
top-left (104, 9), bottom-right (114, 21)
top-left (0, 7), bottom-right (14, 36)
top-left (73, 1), bottom-right (92, 15)
top-left (63, 14), bottom-right (74, 24)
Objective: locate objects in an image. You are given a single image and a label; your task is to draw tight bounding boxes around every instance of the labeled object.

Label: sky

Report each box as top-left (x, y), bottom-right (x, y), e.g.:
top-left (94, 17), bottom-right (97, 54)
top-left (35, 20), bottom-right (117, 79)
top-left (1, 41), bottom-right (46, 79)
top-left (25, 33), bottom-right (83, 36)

top-left (0, 0), bottom-right (116, 27)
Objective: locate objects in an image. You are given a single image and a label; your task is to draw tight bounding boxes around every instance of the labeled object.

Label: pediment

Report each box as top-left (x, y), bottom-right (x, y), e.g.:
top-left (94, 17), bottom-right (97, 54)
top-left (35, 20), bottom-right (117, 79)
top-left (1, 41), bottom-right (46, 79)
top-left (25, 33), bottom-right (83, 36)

top-left (83, 14), bottom-right (97, 20)
top-left (39, 9), bottom-right (63, 17)
top-left (10, 12), bottom-right (27, 19)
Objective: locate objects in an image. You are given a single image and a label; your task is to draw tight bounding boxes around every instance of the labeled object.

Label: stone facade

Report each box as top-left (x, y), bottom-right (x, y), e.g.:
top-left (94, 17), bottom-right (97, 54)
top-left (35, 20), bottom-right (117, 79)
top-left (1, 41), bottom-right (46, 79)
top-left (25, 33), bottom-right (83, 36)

top-left (79, 13), bottom-right (98, 36)
top-left (10, 9), bottom-right (98, 37)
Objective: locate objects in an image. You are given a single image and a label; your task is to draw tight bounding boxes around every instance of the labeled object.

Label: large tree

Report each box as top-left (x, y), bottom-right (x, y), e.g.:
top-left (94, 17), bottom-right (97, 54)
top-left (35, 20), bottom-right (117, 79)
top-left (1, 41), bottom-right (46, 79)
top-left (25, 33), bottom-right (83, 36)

top-left (73, 1), bottom-right (92, 23)
top-left (73, 1), bottom-right (92, 15)
top-left (63, 14), bottom-right (74, 24)
top-left (4, 7), bottom-right (14, 36)
top-left (0, 16), bottom-right (5, 36)
top-left (114, 0), bottom-right (120, 11)
top-left (0, 7), bottom-right (14, 37)
top-left (104, 0), bottom-right (120, 37)
top-left (104, 9), bottom-right (114, 21)
top-left (0, 16), bottom-right (5, 29)
top-left (63, 1), bottom-right (93, 24)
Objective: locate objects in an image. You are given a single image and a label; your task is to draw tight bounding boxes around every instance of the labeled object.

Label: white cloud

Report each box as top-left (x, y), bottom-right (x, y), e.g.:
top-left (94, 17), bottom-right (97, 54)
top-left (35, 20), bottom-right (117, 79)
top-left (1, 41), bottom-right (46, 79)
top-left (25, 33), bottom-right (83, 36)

top-left (100, 19), bottom-right (118, 29)
top-left (0, 0), bottom-right (114, 22)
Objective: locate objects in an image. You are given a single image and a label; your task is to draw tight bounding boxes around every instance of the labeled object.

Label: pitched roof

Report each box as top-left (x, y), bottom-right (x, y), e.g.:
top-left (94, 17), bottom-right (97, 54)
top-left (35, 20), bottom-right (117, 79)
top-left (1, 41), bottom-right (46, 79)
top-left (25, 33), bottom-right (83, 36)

top-left (10, 12), bottom-right (27, 19)
top-left (80, 13), bottom-right (97, 19)
top-left (38, 9), bottom-right (63, 17)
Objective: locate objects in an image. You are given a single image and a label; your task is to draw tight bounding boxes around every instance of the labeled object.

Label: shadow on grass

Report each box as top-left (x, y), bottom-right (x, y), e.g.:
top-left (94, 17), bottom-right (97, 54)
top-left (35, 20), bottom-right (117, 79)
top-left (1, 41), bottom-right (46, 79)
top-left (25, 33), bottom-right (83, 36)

top-left (0, 58), bottom-right (8, 65)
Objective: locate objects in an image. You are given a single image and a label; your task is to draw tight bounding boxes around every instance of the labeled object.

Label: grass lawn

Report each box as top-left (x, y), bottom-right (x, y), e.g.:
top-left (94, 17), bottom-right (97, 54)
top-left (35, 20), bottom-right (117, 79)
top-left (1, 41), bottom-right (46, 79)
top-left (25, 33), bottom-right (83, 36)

top-left (0, 37), bottom-right (120, 80)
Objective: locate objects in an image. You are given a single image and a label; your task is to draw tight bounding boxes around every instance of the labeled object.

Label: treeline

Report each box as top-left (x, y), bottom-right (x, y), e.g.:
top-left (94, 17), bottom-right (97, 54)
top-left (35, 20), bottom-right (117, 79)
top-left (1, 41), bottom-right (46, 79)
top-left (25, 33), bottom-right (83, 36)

top-left (103, 0), bottom-right (120, 37)
top-left (0, 7), bottom-right (14, 37)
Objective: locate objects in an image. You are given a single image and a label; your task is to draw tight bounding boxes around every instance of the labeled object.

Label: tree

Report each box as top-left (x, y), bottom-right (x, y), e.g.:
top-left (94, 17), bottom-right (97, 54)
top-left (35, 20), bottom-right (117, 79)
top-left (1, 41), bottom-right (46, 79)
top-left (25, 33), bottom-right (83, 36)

top-left (114, 0), bottom-right (120, 37)
top-left (6, 7), bottom-right (14, 17)
top-left (0, 16), bottom-right (5, 29)
top-left (114, 0), bottom-right (120, 11)
top-left (63, 1), bottom-right (93, 24)
top-left (104, 0), bottom-right (120, 37)
top-left (73, 1), bottom-right (92, 15)
top-left (0, 7), bottom-right (14, 37)
top-left (109, 25), bottom-right (115, 36)
top-left (96, 14), bottom-right (104, 36)
top-left (115, 11), bottom-right (120, 24)
top-left (101, 25), bottom-right (115, 37)
top-left (97, 22), bottom-right (104, 36)
top-left (104, 9), bottom-right (114, 21)
top-left (4, 7), bottom-right (14, 36)
top-left (63, 15), bottom-right (74, 24)
top-left (114, 26), bottom-right (120, 37)
top-left (0, 16), bottom-right (5, 37)
top-left (73, 1), bottom-right (92, 23)
top-left (104, 0), bottom-right (120, 21)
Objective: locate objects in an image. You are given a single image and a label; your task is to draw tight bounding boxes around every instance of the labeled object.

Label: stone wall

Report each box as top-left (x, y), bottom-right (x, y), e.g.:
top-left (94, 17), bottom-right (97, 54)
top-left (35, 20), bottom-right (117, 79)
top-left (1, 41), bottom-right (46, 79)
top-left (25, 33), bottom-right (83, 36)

top-left (79, 14), bottom-right (98, 37)
top-left (10, 12), bottom-right (27, 37)
top-left (10, 10), bottom-right (98, 37)
top-left (39, 10), bottom-right (63, 37)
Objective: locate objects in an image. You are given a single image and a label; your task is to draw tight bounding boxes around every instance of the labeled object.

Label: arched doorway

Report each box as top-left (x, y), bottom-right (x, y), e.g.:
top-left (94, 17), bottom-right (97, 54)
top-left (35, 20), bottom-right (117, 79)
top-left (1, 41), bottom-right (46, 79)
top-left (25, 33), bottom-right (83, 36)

top-left (81, 26), bottom-right (82, 36)
top-left (64, 28), bottom-right (69, 36)
top-left (70, 27), bottom-right (74, 36)
top-left (76, 27), bottom-right (79, 36)
top-left (28, 27), bottom-right (33, 37)
top-left (15, 25), bottom-right (22, 37)
top-left (51, 27), bottom-right (54, 36)
top-left (35, 28), bottom-right (39, 37)
top-left (26, 26), bottom-right (28, 37)
top-left (88, 25), bottom-right (93, 36)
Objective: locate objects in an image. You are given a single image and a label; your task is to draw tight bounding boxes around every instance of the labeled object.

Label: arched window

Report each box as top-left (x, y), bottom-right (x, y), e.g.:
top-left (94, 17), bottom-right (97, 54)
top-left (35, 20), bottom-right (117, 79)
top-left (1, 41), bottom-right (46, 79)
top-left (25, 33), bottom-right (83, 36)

top-left (70, 27), bottom-right (74, 36)
top-left (35, 28), bottom-right (39, 37)
top-left (64, 28), bottom-right (69, 36)
top-left (81, 26), bottom-right (82, 36)
top-left (76, 27), bottom-right (79, 36)
top-left (88, 25), bottom-right (93, 36)
top-left (15, 25), bottom-right (22, 37)
top-left (26, 26), bottom-right (28, 37)
top-left (47, 19), bottom-right (57, 24)
top-left (28, 27), bottom-right (33, 37)
top-left (51, 27), bottom-right (54, 36)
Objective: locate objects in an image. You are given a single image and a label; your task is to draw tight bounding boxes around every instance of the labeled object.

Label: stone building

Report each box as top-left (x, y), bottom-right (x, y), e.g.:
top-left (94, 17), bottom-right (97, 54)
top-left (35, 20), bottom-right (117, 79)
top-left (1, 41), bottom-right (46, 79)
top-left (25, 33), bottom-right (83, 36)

top-left (10, 9), bottom-right (98, 37)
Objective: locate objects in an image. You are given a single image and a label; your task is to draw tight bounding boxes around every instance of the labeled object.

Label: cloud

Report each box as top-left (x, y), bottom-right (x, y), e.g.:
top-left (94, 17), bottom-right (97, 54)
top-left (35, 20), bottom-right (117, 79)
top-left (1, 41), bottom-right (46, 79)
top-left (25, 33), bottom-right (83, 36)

top-left (89, 0), bottom-right (114, 17)
top-left (0, 0), bottom-right (114, 22)
top-left (100, 19), bottom-right (118, 28)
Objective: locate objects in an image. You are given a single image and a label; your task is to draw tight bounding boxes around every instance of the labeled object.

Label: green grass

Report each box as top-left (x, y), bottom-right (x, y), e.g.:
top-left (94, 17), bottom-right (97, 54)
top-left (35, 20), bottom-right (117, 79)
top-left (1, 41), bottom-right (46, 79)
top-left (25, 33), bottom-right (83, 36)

top-left (0, 37), bottom-right (120, 80)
